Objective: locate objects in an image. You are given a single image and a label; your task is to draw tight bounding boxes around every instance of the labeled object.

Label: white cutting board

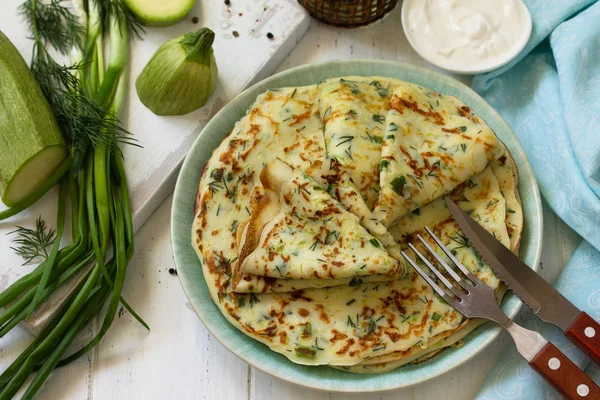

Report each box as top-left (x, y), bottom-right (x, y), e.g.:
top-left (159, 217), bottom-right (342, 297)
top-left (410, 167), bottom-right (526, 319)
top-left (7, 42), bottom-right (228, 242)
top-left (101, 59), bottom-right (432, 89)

top-left (0, 0), bottom-right (309, 329)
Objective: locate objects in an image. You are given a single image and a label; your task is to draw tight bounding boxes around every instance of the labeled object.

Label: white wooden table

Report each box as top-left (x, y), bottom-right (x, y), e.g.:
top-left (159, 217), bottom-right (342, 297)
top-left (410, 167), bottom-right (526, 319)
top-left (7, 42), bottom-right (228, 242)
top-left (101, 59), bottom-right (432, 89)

top-left (0, 5), bottom-right (583, 399)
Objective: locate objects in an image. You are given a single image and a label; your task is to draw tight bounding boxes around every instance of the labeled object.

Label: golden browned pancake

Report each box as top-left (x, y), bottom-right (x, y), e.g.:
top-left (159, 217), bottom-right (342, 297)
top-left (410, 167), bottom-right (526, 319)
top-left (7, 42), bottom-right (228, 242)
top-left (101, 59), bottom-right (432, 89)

top-left (191, 77), bottom-right (522, 371)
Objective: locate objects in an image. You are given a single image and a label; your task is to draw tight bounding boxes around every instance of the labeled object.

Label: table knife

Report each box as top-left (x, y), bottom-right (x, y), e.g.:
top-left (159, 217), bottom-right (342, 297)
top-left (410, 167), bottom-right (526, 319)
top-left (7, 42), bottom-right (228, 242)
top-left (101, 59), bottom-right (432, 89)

top-left (446, 197), bottom-right (600, 365)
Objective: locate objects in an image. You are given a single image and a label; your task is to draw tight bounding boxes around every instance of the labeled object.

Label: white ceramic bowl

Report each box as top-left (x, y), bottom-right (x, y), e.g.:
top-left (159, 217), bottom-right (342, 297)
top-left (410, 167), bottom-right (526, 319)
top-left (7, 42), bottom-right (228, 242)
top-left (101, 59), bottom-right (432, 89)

top-left (401, 0), bottom-right (533, 75)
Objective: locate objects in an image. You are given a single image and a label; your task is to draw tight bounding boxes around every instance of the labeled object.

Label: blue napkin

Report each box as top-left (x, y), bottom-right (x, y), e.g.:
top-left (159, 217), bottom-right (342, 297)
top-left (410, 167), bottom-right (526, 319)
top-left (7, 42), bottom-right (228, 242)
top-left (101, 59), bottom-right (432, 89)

top-left (471, 1), bottom-right (600, 398)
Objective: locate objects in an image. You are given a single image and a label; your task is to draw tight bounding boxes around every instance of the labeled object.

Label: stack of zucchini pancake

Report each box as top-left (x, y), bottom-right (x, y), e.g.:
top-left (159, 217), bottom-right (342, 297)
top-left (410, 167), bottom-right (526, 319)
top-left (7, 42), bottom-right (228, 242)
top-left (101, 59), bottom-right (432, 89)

top-left (192, 77), bottom-right (523, 373)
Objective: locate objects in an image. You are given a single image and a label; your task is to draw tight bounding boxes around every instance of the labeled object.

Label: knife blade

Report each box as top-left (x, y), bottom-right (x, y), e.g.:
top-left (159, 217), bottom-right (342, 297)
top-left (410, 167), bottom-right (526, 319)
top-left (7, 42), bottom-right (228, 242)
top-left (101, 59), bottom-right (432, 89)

top-left (446, 197), bottom-right (600, 364)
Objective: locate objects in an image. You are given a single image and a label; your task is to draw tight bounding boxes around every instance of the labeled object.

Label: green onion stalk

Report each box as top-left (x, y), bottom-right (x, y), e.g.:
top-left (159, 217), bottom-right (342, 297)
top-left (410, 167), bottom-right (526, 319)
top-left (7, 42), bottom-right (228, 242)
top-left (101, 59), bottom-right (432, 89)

top-left (0, 1), bottom-right (148, 398)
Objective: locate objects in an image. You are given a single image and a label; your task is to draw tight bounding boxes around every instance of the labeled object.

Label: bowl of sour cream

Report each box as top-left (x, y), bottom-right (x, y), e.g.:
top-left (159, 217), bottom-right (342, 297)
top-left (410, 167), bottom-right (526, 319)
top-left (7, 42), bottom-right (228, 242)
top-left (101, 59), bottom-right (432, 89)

top-left (401, 0), bottom-right (532, 74)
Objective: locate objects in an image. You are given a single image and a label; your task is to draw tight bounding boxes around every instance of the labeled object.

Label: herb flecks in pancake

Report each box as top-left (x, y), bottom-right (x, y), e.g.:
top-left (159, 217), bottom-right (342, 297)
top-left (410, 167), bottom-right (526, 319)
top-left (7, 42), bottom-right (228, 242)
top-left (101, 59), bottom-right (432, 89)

top-left (191, 77), bottom-right (521, 371)
top-left (374, 83), bottom-right (504, 226)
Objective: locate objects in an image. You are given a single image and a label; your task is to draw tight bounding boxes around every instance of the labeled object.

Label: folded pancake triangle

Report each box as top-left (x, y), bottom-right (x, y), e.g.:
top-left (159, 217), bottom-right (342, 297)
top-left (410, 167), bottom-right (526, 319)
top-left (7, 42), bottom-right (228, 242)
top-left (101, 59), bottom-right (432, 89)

top-left (237, 159), bottom-right (405, 280)
top-left (374, 83), bottom-right (504, 226)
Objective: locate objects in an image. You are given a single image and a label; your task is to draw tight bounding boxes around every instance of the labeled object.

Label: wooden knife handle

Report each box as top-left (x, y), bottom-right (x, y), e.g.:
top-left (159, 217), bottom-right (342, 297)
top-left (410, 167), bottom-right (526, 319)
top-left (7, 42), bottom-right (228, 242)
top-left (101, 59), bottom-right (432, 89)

top-left (566, 312), bottom-right (600, 365)
top-left (529, 342), bottom-right (600, 399)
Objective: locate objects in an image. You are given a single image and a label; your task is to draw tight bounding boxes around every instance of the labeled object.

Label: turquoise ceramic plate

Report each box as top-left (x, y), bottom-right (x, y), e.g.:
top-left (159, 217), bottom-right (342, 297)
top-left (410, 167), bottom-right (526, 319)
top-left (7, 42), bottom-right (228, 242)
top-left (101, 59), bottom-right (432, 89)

top-left (171, 60), bottom-right (543, 392)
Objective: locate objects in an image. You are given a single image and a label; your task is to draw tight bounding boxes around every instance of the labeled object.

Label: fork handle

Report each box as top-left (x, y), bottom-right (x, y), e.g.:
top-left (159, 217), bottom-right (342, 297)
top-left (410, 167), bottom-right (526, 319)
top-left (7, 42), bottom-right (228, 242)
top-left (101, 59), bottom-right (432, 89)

top-left (566, 312), bottom-right (600, 365)
top-left (529, 342), bottom-right (600, 399)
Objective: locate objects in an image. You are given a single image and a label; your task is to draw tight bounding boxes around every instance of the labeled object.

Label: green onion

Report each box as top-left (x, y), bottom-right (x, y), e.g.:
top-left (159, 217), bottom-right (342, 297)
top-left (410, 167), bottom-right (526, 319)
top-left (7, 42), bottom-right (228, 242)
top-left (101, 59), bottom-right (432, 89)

top-left (0, 1), bottom-right (148, 398)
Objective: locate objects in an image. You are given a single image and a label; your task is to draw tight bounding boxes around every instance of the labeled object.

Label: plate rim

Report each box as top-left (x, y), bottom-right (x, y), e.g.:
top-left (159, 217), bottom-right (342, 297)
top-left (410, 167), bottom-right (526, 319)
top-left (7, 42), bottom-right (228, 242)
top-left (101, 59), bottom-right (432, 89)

top-left (171, 59), bottom-right (543, 393)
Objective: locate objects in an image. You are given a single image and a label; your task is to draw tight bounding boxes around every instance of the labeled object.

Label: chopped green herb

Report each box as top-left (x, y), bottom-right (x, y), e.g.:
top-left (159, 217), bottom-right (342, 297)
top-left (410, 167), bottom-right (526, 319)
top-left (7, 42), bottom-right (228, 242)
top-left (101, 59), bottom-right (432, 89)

top-left (486, 199), bottom-right (499, 209)
top-left (313, 337), bottom-right (324, 350)
top-left (380, 159), bottom-right (389, 170)
top-left (347, 315), bottom-right (357, 328)
top-left (336, 135), bottom-right (354, 147)
top-left (373, 344), bottom-right (387, 352)
top-left (459, 126), bottom-right (467, 132)
top-left (249, 293), bottom-right (260, 306)
top-left (369, 238), bottom-right (381, 247)
top-left (372, 114), bottom-right (385, 124)
top-left (349, 277), bottom-right (363, 287)
top-left (473, 248), bottom-right (485, 267)
top-left (376, 87), bottom-right (390, 97)
top-left (408, 174), bottom-right (423, 188)
top-left (431, 312), bottom-right (442, 322)
top-left (346, 299), bottom-right (356, 306)
top-left (412, 208), bottom-right (420, 216)
top-left (507, 209), bottom-right (516, 214)
top-left (367, 319), bottom-right (377, 335)
top-left (391, 176), bottom-right (407, 195)
top-left (237, 296), bottom-right (246, 308)
top-left (461, 143), bottom-right (467, 152)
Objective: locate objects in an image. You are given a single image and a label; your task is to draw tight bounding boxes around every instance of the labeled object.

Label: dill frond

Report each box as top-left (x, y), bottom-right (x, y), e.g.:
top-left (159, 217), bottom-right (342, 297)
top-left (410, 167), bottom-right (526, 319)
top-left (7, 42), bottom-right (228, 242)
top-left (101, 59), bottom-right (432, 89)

top-left (19, 0), bottom-right (84, 55)
top-left (9, 216), bottom-right (57, 265)
top-left (94, 0), bottom-right (145, 40)
top-left (29, 56), bottom-right (138, 169)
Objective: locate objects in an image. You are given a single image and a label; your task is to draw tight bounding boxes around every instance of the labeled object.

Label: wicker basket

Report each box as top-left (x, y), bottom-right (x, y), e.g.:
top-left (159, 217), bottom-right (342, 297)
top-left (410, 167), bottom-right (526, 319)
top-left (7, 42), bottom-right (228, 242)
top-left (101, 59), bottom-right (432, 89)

top-left (298, 0), bottom-right (399, 27)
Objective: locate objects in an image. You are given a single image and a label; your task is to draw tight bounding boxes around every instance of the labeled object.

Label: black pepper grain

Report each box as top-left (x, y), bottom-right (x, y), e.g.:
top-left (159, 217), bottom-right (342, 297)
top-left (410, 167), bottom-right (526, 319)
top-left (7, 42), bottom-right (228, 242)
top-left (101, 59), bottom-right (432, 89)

top-left (224, 0), bottom-right (230, 5)
top-left (232, 30), bottom-right (239, 37)
top-left (192, 16), bottom-right (199, 23)
top-left (266, 32), bottom-right (274, 39)
top-left (169, 268), bottom-right (178, 276)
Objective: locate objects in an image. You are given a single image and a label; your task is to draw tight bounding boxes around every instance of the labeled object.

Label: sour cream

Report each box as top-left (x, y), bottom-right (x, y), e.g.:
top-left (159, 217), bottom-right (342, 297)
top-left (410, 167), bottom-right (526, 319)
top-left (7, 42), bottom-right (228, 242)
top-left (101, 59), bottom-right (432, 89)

top-left (401, 0), bottom-right (532, 74)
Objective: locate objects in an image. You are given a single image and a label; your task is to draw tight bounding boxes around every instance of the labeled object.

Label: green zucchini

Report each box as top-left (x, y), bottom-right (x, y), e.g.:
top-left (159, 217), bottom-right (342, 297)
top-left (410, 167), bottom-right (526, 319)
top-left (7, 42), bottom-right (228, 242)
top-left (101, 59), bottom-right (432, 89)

top-left (124, 0), bottom-right (196, 27)
top-left (0, 30), bottom-right (67, 208)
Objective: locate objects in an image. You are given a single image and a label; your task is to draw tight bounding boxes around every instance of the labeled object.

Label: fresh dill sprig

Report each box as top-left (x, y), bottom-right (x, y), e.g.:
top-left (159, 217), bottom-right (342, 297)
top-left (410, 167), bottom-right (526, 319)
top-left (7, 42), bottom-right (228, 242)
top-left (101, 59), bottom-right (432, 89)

top-left (95, 0), bottom-right (145, 39)
top-left (19, 0), bottom-right (84, 55)
top-left (30, 56), bottom-right (138, 169)
top-left (9, 216), bottom-right (57, 265)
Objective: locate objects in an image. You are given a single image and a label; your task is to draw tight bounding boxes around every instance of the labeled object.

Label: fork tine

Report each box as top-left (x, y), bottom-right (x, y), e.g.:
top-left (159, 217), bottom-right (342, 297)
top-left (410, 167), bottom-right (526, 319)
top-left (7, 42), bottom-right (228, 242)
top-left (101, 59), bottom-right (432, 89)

top-left (416, 234), bottom-right (472, 291)
top-left (424, 226), bottom-right (485, 287)
top-left (407, 243), bottom-right (464, 298)
top-left (400, 251), bottom-right (460, 309)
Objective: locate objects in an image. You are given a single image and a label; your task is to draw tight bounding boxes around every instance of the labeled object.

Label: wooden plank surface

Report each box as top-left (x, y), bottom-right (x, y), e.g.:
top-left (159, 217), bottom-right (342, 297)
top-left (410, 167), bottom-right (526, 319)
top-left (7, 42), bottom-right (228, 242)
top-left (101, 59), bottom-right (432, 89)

top-left (0, 2), bottom-right (585, 399)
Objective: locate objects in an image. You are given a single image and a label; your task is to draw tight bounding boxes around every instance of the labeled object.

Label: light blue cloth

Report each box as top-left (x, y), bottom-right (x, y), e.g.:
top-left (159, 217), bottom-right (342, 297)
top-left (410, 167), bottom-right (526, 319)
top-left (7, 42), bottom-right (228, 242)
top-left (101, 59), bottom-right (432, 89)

top-left (472, 1), bottom-right (600, 399)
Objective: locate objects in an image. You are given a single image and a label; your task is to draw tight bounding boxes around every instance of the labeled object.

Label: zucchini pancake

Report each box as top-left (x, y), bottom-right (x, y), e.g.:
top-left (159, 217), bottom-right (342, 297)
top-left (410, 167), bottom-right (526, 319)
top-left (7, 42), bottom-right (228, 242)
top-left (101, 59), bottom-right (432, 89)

top-left (192, 76), bottom-right (522, 373)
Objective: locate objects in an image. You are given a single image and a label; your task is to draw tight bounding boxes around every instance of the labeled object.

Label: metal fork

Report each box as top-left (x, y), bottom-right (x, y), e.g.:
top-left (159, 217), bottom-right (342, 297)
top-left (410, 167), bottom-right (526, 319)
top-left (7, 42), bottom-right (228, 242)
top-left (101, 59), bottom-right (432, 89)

top-left (401, 226), bottom-right (600, 400)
